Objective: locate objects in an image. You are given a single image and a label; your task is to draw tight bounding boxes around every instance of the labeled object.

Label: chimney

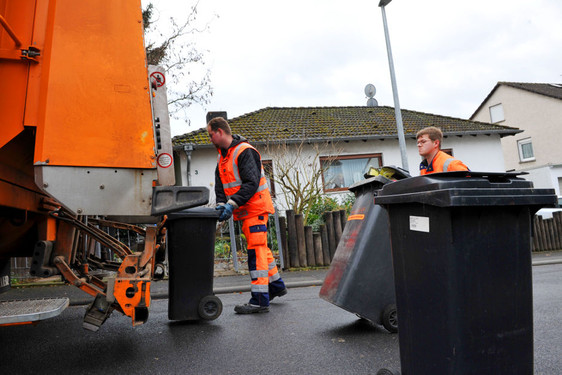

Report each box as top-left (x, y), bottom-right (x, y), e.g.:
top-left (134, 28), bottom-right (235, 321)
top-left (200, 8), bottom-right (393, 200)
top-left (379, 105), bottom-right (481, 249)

top-left (206, 111), bottom-right (228, 124)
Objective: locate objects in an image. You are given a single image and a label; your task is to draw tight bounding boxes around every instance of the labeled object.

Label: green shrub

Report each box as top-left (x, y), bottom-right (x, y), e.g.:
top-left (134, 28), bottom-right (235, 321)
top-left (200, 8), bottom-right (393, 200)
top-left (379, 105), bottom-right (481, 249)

top-left (340, 193), bottom-right (356, 215)
top-left (306, 194), bottom-right (355, 231)
top-left (215, 237), bottom-right (231, 259)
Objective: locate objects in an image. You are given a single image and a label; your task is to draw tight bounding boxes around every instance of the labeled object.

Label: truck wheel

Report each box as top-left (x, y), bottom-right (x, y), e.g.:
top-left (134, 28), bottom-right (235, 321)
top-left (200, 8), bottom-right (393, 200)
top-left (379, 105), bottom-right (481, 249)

top-left (382, 304), bottom-right (398, 333)
top-left (198, 295), bottom-right (223, 321)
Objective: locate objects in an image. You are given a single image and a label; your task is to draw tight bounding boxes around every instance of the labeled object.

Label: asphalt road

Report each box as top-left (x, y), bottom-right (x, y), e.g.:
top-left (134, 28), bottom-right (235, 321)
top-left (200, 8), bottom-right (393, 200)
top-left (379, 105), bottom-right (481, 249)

top-left (0, 264), bottom-right (561, 375)
top-left (532, 263), bottom-right (562, 374)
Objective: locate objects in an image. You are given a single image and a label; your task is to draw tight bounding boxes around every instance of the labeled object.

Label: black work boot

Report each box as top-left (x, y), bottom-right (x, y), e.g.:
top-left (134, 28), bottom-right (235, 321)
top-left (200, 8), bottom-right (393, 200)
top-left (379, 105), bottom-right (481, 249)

top-left (269, 288), bottom-right (288, 302)
top-left (234, 303), bottom-right (269, 314)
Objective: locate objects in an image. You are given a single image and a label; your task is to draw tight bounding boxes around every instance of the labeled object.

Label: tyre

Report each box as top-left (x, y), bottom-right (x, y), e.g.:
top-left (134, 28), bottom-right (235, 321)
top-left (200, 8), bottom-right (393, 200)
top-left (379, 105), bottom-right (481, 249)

top-left (382, 304), bottom-right (398, 333)
top-left (198, 295), bottom-right (223, 321)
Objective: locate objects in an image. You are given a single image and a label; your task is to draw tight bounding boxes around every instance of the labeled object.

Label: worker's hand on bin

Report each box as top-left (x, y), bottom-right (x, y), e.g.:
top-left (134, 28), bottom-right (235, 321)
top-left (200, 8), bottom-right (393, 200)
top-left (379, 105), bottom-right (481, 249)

top-left (216, 203), bottom-right (234, 222)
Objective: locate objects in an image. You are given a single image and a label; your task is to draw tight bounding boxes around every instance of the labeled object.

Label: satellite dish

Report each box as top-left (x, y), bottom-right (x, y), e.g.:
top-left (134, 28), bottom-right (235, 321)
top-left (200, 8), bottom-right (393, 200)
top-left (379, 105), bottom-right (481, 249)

top-left (364, 83), bottom-right (376, 98)
top-left (367, 98), bottom-right (378, 107)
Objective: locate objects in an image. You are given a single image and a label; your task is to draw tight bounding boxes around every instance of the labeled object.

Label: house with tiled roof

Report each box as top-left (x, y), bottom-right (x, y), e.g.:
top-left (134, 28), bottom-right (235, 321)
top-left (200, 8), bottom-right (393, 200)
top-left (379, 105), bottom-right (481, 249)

top-left (172, 106), bottom-right (519, 210)
top-left (470, 82), bottom-right (562, 196)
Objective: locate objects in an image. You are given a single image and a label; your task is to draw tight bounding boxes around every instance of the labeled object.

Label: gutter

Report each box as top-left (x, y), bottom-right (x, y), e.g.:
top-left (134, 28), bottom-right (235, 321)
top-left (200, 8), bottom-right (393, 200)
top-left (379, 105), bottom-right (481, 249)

top-left (183, 144), bottom-right (193, 186)
top-left (171, 130), bottom-right (522, 149)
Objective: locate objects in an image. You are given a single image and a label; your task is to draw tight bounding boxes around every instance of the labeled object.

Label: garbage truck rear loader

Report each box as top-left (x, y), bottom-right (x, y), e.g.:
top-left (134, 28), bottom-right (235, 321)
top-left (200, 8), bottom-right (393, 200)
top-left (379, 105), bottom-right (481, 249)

top-left (0, 0), bottom-right (205, 330)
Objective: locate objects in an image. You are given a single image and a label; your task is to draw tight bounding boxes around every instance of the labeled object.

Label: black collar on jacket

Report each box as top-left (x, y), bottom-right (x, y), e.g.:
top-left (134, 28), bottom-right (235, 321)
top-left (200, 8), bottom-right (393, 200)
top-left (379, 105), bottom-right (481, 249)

top-left (220, 134), bottom-right (247, 157)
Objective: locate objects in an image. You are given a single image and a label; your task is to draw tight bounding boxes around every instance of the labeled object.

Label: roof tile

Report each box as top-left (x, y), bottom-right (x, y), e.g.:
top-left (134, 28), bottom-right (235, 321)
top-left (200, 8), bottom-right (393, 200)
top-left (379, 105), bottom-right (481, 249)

top-left (470, 82), bottom-right (562, 119)
top-left (501, 82), bottom-right (562, 100)
top-left (173, 106), bottom-right (519, 147)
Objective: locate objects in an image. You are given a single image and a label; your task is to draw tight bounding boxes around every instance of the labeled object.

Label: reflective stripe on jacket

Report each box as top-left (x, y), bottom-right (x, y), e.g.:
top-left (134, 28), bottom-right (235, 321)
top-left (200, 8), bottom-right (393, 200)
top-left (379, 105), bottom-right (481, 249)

top-left (419, 150), bottom-right (469, 175)
top-left (218, 142), bottom-right (274, 220)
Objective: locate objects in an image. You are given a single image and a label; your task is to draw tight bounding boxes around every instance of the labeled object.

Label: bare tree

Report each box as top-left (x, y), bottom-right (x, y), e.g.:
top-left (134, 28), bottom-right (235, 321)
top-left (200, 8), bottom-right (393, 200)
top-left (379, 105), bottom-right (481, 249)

top-left (265, 141), bottom-right (342, 224)
top-left (143, 2), bottom-right (215, 124)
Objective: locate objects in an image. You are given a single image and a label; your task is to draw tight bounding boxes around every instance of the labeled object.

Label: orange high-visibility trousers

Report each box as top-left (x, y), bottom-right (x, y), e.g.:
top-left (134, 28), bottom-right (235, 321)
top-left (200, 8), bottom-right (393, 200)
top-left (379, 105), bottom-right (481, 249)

top-left (241, 214), bottom-right (285, 306)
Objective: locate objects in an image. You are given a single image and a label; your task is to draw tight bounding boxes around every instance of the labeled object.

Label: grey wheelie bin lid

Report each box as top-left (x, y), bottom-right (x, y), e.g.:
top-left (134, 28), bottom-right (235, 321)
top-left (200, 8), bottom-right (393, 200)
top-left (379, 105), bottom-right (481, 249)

top-left (374, 171), bottom-right (557, 208)
top-left (167, 206), bottom-right (221, 220)
top-left (348, 175), bottom-right (393, 195)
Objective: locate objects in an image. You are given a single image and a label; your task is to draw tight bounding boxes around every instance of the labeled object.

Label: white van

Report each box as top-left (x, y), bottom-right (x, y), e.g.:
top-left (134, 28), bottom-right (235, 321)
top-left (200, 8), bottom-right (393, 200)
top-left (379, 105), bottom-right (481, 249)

top-left (535, 197), bottom-right (562, 219)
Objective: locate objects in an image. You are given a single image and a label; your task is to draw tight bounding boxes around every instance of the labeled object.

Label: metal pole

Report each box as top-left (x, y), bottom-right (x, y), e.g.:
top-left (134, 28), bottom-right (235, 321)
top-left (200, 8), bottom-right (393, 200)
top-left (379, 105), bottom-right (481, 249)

top-left (228, 217), bottom-right (239, 272)
top-left (273, 210), bottom-right (285, 269)
top-left (380, 4), bottom-right (410, 172)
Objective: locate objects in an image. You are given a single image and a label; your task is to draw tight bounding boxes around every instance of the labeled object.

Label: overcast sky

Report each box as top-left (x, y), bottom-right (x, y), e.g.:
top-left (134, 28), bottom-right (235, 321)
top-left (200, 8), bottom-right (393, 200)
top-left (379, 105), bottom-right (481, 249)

top-left (142, 0), bottom-right (562, 136)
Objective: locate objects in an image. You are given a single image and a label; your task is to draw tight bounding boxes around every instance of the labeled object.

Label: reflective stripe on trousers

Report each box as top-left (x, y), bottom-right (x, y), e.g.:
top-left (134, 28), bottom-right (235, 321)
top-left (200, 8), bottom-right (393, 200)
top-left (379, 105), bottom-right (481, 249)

top-left (243, 215), bottom-right (283, 306)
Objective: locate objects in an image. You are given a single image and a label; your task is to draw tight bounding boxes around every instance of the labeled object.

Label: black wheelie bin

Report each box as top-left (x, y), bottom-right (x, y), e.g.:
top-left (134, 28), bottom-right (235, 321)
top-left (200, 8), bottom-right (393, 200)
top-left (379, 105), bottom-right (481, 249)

top-left (319, 166), bottom-right (410, 333)
top-left (166, 207), bottom-right (223, 321)
top-left (374, 171), bottom-right (556, 375)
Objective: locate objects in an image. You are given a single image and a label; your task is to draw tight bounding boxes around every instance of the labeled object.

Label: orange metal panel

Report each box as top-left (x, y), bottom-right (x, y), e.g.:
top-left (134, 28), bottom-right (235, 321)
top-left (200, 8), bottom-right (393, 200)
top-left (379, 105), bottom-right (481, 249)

top-left (0, 0), bottom-right (37, 148)
top-left (37, 216), bottom-right (57, 241)
top-left (0, 125), bottom-right (43, 212)
top-left (24, 0), bottom-right (50, 127)
top-left (34, 0), bottom-right (155, 169)
top-left (0, 179), bottom-right (43, 211)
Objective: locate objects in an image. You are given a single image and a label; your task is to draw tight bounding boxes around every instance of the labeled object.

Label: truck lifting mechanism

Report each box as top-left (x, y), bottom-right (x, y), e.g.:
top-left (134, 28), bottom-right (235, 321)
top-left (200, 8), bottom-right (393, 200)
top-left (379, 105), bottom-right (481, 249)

top-left (0, 0), bottom-right (207, 330)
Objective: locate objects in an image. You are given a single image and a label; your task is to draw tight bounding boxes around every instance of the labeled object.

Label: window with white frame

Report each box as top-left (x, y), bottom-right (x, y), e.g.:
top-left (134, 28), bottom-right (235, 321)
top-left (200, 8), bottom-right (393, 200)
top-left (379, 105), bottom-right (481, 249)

top-left (320, 154), bottom-right (382, 192)
top-left (489, 103), bottom-right (505, 123)
top-left (517, 138), bottom-right (535, 162)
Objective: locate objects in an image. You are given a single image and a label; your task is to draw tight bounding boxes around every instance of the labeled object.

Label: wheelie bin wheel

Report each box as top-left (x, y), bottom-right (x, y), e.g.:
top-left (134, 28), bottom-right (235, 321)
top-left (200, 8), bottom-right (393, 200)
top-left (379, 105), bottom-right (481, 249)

top-left (198, 295), bottom-right (223, 320)
top-left (382, 304), bottom-right (398, 333)
top-left (376, 369), bottom-right (400, 375)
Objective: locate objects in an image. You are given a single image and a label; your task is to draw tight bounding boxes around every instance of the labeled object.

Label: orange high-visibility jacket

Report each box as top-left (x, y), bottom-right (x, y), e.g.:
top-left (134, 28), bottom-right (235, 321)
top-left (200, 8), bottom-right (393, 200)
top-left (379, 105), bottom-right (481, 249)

top-left (420, 150), bottom-right (469, 175)
top-left (218, 142), bottom-right (274, 220)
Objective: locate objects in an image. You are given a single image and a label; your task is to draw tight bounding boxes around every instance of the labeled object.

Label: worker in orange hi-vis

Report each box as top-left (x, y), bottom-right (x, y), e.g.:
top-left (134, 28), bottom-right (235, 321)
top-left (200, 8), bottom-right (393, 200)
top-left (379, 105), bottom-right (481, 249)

top-left (207, 117), bottom-right (287, 314)
top-left (417, 126), bottom-right (469, 175)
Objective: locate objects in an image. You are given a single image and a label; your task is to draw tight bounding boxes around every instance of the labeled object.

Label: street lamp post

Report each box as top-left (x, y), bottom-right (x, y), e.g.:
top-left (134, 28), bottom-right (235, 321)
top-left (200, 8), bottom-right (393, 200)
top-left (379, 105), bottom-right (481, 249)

top-left (379, 0), bottom-right (409, 172)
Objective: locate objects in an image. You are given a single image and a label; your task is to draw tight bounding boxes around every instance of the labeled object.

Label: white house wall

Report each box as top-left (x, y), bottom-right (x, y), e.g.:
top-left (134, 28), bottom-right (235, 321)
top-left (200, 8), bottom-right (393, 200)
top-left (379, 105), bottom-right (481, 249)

top-left (178, 147), bottom-right (221, 206)
top-left (519, 164), bottom-right (562, 196)
top-left (178, 133), bottom-right (506, 211)
top-left (471, 85), bottom-right (562, 172)
top-left (443, 134), bottom-right (506, 173)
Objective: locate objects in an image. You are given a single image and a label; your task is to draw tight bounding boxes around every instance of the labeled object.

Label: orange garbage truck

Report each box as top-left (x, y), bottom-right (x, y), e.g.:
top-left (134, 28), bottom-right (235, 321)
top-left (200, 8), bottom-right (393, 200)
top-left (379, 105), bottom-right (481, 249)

top-left (0, 0), bottom-right (208, 330)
